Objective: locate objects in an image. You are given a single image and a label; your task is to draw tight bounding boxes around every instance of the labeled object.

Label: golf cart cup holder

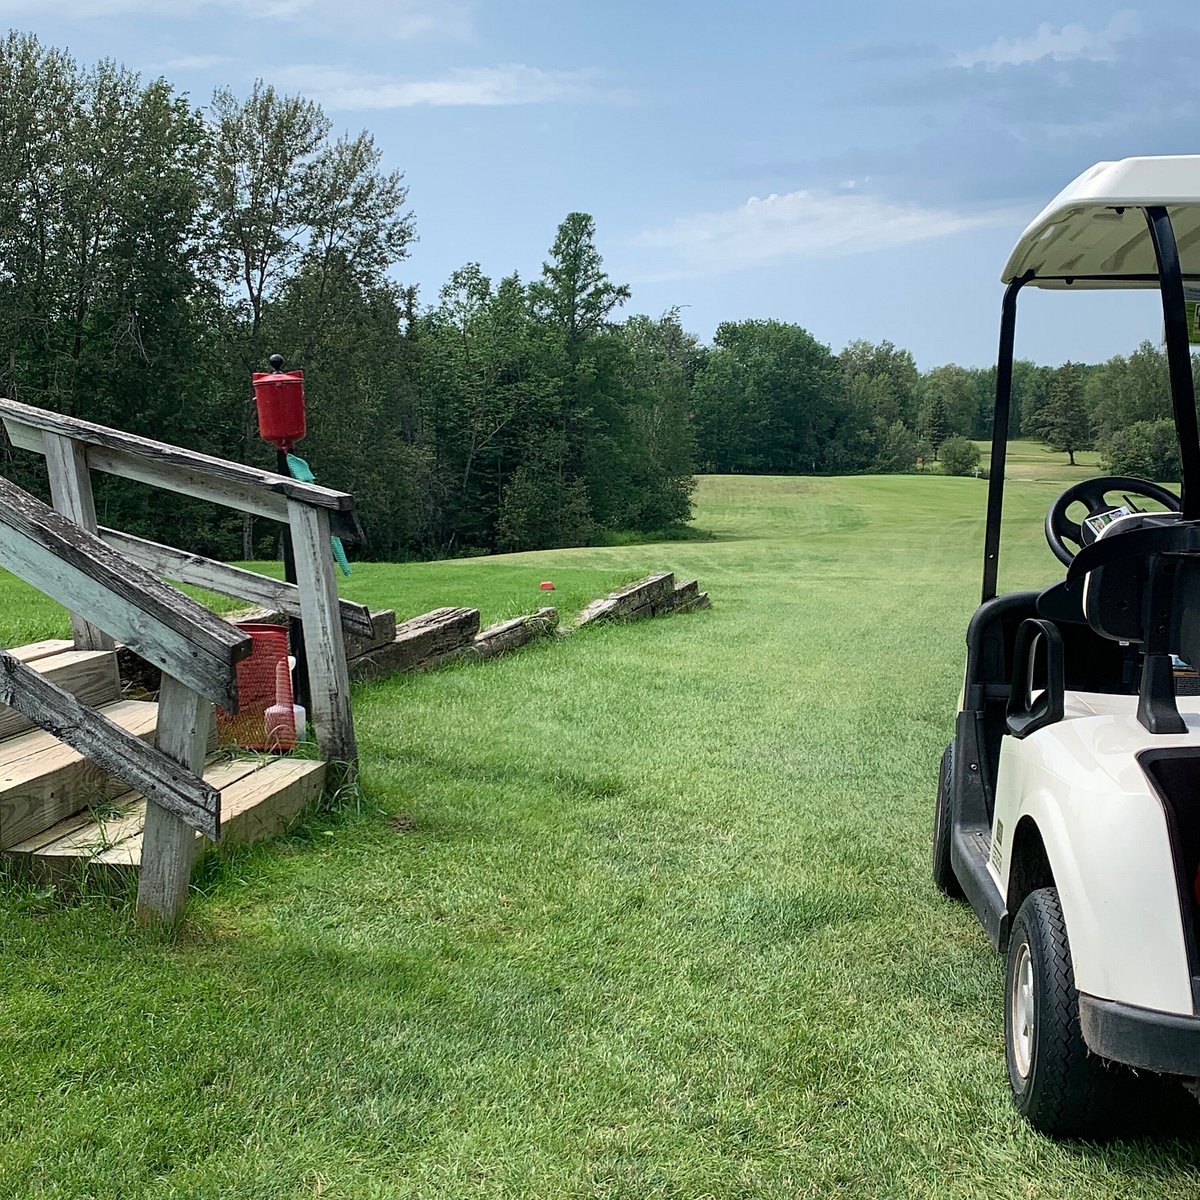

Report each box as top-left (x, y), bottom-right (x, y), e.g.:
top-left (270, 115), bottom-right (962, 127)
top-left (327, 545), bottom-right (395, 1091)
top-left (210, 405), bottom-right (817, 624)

top-left (1006, 619), bottom-right (1065, 739)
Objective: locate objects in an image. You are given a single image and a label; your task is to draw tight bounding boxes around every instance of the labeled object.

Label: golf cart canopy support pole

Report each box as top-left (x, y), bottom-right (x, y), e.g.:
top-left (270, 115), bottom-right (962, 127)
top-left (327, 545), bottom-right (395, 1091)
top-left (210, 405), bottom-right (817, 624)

top-left (1144, 206), bottom-right (1200, 520)
top-left (981, 273), bottom-right (1031, 603)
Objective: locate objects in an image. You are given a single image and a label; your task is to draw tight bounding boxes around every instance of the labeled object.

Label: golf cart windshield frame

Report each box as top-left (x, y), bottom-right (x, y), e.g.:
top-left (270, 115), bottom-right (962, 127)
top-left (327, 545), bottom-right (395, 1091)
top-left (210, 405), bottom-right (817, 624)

top-left (981, 206), bottom-right (1200, 602)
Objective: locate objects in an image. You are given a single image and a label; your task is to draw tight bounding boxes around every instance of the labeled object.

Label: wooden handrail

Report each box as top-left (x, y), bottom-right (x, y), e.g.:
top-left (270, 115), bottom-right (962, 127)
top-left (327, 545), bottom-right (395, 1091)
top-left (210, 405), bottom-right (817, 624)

top-left (0, 397), bottom-right (364, 543)
top-left (0, 475), bottom-right (250, 709)
top-left (98, 526), bottom-right (374, 637)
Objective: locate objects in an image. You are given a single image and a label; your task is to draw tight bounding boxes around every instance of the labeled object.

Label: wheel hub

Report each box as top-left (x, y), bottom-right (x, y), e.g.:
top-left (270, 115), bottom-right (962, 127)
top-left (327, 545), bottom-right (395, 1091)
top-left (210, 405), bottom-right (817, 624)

top-left (1010, 939), bottom-right (1035, 1079)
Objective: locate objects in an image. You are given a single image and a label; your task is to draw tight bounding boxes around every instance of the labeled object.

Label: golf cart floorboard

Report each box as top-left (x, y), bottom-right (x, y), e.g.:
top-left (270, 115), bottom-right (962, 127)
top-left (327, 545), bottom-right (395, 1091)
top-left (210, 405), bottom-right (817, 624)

top-left (953, 821), bottom-right (1007, 949)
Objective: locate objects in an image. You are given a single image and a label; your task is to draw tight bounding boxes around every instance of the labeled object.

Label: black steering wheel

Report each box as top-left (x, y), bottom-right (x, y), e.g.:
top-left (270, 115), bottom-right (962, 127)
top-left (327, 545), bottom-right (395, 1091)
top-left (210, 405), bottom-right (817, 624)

top-left (1045, 475), bottom-right (1181, 566)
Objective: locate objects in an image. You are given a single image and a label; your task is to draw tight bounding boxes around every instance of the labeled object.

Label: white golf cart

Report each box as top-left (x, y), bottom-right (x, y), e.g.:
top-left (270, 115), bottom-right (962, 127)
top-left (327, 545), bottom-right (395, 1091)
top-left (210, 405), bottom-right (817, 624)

top-left (933, 156), bottom-right (1200, 1138)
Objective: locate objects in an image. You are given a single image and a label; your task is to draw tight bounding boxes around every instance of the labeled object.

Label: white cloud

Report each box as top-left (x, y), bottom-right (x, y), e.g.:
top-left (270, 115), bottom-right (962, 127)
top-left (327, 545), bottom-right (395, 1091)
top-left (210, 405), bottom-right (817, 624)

top-left (272, 63), bottom-right (609, 110)
top-left (0, 0), bottom-right (470, 39)
top-left (954, 11), bottom-right (1140, 70)
top-left (628, 189), bottom-right (1015, 281)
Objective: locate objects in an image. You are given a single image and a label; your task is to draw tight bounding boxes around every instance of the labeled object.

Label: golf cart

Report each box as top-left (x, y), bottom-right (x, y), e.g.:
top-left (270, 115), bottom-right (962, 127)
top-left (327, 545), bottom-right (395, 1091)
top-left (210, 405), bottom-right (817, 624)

top-left (933, 156), bottom-right (1200, 1138)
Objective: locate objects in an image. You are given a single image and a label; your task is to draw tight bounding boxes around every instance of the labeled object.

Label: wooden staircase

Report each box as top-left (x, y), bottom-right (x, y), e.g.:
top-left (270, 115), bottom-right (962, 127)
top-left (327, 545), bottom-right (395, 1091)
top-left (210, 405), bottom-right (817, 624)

top-left (0, 641), bottom-right (326, 885)
top-left (0, 396), bottom-right (362, 922)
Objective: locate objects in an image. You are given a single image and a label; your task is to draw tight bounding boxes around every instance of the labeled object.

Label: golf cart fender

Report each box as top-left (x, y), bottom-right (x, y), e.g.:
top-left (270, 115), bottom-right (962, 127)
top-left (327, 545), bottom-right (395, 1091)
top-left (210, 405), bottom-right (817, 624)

top-left (994, 732), bottom-right (1196, 1016)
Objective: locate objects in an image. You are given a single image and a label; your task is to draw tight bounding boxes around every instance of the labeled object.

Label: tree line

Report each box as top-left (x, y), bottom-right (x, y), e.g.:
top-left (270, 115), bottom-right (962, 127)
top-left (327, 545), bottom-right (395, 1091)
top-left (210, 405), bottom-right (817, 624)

top-left (1, 33), bottom-right (1191, 570)
top-left (691, 324), bottom-right (1196, 482)
top-left (0, 33), bottom-right (693, 561)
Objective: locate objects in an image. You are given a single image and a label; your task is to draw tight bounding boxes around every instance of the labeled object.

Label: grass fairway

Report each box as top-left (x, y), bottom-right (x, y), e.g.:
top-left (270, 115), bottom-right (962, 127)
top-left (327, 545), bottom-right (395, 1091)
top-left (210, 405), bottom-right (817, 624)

top-left (3, 456), bottom-right (1200, 1198)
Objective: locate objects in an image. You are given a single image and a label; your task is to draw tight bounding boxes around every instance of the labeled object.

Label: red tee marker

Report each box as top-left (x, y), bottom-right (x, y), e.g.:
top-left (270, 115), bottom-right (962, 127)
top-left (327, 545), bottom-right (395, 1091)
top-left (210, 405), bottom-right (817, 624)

top-left (539, 581), bottom-right (555, 591)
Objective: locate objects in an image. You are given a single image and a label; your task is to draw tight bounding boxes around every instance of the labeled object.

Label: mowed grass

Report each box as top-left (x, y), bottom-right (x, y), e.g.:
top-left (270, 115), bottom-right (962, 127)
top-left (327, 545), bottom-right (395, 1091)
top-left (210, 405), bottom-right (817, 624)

top-left (2, 447), bottom-right (1199, 1198)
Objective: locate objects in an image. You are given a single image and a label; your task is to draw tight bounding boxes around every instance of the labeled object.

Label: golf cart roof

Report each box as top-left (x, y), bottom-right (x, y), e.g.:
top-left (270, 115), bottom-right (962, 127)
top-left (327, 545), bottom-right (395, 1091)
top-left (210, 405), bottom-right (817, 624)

top-left (1002, 156), bottom-right (1200, 289)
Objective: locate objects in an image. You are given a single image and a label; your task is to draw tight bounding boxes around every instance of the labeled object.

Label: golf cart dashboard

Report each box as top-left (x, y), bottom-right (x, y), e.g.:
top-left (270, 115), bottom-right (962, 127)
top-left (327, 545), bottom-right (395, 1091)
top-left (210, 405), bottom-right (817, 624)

top-left (1082, 506), bottom-right (1132, 541)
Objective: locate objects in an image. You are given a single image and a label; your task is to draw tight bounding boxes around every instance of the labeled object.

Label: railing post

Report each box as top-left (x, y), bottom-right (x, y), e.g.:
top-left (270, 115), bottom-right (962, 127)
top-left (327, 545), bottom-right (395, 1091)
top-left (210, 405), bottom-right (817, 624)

top-left (43, 432), bottom-right (115, 652)
top-left (287, 499), bottom-right (357, 779)
top-left (137, 674), bottom-right (210, 926)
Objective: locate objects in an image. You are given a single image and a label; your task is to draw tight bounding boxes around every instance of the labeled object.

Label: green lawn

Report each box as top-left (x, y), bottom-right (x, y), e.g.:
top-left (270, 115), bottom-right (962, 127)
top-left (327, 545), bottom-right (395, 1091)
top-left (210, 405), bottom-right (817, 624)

top-left (2, 455), bottom-right (1199, 1198)
top-left (973, 437), bottom-right (1103, 482)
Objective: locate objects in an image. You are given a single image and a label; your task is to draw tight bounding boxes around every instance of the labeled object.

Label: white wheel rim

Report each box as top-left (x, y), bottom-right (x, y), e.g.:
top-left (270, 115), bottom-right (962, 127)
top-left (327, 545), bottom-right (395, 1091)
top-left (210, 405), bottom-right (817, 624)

top-left (1010, 939), bottom-right (1035, 1079)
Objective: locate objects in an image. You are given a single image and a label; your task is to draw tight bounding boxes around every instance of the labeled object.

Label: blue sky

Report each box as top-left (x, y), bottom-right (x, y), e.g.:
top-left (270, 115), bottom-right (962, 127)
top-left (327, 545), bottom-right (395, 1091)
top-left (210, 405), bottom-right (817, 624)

top-left (4, 1), bottom-right (1197, 367)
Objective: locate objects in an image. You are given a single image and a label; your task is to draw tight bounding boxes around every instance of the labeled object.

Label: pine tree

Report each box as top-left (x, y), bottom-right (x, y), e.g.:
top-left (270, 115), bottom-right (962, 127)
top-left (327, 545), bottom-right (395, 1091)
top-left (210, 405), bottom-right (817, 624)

top-left (1039, 362), bottom-right (1092, 466)
top-left (924, 395), bottom-right (949, 458)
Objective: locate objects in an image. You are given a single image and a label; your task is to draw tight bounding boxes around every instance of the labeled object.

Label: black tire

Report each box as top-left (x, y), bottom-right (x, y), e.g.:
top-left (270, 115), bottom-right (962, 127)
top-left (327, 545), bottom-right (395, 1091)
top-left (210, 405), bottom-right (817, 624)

top-left (932, 743), bottom-right (964, 899)
top-left (1005, 888), bottom-right (1139, 1138)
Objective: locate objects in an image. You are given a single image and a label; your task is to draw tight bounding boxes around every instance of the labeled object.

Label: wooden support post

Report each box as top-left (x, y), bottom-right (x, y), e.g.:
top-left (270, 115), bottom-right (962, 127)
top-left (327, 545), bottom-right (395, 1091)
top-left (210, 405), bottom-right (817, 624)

top-left (43, 432), bottom-right (115, 652)
top-left (288, 499), bottom-right (357, 778)
top-left (136, 675), bottom-right (210, 927)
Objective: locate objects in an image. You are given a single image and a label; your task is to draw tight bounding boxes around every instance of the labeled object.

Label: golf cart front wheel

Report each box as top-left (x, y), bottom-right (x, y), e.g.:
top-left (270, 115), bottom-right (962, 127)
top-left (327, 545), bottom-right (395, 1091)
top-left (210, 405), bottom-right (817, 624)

top-left (1005, 887), bottom-right (1133, 1138)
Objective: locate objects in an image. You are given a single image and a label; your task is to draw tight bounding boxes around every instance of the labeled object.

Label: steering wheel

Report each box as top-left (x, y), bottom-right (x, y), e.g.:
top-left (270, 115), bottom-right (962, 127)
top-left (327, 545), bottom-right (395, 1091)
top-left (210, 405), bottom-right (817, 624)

top-left (1045, 475), bottom-right (1181, 566)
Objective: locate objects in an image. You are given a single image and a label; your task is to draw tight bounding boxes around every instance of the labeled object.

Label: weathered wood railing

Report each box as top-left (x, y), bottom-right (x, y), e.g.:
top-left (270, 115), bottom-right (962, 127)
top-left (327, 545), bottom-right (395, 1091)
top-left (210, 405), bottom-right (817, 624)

top-left (0, 473), bottom-right (252, 923)
top-left (0, 396), bottom-right (365, 772)
top-left (0, 396), bottom-right (369, 923)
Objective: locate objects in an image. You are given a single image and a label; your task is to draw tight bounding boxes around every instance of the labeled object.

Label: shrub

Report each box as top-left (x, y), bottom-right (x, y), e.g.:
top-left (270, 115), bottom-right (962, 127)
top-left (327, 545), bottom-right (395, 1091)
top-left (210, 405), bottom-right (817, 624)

top-left (873, 421), bottom-right (918, 474)
top-left (1103, 419), bottom-right (1181, 482)
top-left (940, 436), bottom-right (982, 477)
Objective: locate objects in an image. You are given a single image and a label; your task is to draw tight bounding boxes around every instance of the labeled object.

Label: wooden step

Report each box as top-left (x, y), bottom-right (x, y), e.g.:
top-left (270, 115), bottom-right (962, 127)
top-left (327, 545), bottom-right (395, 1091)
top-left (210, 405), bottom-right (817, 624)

top-left (0, 699), bottom-right (159, 850)
top-left (9, 639), bottom-right (74, 664)
top-left (0, 647), bottom-right (121, 742)
top-left (8, 755), bottom-right (327, 881)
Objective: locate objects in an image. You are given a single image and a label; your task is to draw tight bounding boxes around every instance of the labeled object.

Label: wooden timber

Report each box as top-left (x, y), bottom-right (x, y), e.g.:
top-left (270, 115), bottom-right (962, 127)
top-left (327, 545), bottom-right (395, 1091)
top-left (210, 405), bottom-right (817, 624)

top-left (468, 608), bottom-right (559, 660)
top-left (289, 500), bottom-right (356, 773)
top-left (218, 758), bottom-right (326, 846)
top-left (574, 572), bottom-right (675, 627)
top-left (651, 578), bottom-right (709, 616)
top-left (97, 526), bottom-right (373, 638)
top-left (349, 607), bottom-right (481, 682)
top-left (8, 639), bottom-right (73, 664)
top-left (137, 675), bottom-right (213, 924)
top-left (341, 609), bottom-right (399, 660)
top-left (653, 578), bottom-right (699, 615)
top-left (0, 475), bottom-right (251, 709)
top-left (43, 431), bottom-right (114, 651)
top-left (8, 756), bottom-right (263, 880)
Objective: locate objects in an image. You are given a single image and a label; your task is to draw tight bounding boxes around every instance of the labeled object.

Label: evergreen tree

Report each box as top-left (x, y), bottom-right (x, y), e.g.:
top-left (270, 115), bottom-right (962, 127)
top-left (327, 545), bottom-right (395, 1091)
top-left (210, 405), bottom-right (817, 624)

top-left (528, 212), bottom-right (630, 348)
top-left (924, 395), bottom-right (949, 458)
top-left (1038, 362), bottom-right (1092, 465)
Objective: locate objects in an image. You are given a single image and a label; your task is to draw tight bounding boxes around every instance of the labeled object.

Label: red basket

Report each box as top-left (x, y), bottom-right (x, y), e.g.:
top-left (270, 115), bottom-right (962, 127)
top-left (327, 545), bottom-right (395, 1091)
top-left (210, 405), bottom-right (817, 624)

top-left (216, 622), bottom-right (295, 751)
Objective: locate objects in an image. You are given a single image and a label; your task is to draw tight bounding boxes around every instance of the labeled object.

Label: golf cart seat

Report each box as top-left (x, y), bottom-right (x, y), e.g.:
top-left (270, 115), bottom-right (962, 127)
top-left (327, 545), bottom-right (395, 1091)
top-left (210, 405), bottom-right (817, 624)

top-left (1065, 511), bottom-right (1200, 732)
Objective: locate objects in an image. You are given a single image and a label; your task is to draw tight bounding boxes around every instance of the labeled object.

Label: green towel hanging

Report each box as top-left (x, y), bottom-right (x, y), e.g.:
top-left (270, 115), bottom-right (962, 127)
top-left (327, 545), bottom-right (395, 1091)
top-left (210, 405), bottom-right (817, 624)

top-left (286, 453), bottom-right (352, 577)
